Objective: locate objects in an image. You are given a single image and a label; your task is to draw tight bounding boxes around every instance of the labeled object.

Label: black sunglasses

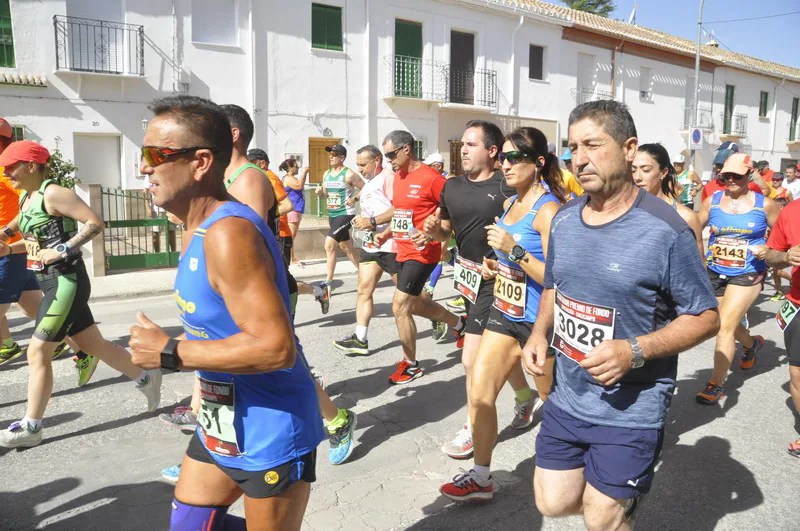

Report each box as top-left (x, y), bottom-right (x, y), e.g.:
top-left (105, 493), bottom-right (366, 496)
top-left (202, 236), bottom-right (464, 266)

top-left (721, 172), bottom-right (747, 181)
top-left (384, 146), bottom-right (405, 161)
top-left (498, 151), bottom-right (534, 165)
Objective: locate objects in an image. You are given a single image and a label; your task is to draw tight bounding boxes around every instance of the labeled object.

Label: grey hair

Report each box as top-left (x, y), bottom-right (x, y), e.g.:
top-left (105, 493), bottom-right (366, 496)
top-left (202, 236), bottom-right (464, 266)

top-left (382, 130), bottom-right (415, 149)
top-left (357, 144), bottom-right (383, 165)
top-left (568, 100), bottom-right (637, 145)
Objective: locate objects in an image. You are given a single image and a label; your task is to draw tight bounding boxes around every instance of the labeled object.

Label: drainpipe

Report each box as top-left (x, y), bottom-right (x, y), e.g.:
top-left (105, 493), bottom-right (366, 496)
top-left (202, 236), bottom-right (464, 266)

top-left (250, 1), bottom-right (259, 146)
top-left (509, 14), bottom-right (524, 115)
top-left (610, 41), bottom-right (623, 99)
top-left (770, 78), bottom-right (786, 155)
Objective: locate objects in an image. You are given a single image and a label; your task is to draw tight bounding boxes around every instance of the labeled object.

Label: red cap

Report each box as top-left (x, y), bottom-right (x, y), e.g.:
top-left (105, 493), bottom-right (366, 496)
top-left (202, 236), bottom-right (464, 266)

top-left (0, 140), bottom-right (50, 167)
top-left (0, 118), bottom-right (11, 139)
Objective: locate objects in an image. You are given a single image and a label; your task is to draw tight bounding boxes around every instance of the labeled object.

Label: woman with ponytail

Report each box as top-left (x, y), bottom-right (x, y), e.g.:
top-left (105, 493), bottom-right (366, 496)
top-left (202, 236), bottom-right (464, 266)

top-left (440, 127), bottom-right (563, 502)
top-left (633, 143), bottom-right (704, 256)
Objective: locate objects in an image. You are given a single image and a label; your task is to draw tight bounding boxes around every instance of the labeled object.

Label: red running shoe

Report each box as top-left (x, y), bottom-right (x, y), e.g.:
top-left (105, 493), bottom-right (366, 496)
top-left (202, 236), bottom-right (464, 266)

top-left (388, 360), bottom-right (424, 385)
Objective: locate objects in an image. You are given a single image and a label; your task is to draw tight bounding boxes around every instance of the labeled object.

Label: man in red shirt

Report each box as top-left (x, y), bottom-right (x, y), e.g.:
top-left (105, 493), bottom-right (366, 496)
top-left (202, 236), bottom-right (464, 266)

top-left (702, 149), bottom-right (765, 201)
top-left (765, 200), bottom-right (800, 457)
top-left (756, 160), bottom-right (775, 186)
top-left (378, 130), bottom-right (465, 384)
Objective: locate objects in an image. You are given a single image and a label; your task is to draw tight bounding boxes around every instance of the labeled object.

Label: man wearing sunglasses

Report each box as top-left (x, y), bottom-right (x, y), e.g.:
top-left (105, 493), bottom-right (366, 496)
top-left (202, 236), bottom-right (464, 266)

top-left (130, 95), bottom-right (324, 530)
top-left (379, 130), bottom-right (465, 385)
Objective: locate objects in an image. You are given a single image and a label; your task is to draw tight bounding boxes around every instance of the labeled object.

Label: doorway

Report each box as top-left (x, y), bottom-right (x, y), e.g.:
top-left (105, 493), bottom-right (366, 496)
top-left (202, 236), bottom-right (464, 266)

top-left (450, 31), bottom-right (475, 104)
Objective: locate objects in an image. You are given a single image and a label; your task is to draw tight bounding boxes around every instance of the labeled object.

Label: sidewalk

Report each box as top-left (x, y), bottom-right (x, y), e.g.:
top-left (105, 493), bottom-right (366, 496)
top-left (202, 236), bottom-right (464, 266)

top-left (88, 258), bottom-right (359, 302)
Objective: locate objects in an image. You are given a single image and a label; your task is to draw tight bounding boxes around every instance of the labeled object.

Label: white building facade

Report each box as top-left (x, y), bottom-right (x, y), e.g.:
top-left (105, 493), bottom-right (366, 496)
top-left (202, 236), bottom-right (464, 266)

top-left (2, 0), bottom-right (800, 191)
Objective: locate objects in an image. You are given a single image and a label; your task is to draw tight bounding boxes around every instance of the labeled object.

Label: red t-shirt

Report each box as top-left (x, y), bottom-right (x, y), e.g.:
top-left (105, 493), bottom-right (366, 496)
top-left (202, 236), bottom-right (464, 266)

top-left (0, 175), bottom-right (21, 244)
top-left (761, 169), bottom-right (775, 186)
top-left (767, 199), bottom-right (800, 305)
top-left (392, 164), bottom-right (446, 263)
top-left (701, 178), bottom-right (763, 202)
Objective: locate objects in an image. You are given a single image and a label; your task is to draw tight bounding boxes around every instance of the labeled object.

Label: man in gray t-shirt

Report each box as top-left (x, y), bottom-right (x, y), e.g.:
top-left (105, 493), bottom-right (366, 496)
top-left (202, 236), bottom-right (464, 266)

top-left (523, 101), bottom-right (719, 528)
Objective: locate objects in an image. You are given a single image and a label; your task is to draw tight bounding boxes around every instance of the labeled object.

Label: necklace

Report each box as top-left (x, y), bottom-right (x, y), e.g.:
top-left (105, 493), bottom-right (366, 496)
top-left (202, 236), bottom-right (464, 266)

top-left (730, 192), bottom-right (749, 213)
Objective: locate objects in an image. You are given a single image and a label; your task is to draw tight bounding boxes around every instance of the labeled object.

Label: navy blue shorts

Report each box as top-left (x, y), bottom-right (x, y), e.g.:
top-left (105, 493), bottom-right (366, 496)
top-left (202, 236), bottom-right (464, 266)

top-left (535, 401), bottom-right (664, 500)
top-left (0, 254), bottom-right (39, 304)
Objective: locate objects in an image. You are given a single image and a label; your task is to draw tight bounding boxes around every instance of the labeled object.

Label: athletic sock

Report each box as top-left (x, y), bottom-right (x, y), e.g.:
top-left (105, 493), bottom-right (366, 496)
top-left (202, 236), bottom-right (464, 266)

top-left (133, 371), bottom-right (150, 385)
top-left (428, 262), bottom-right (444, 289)
top-left (327, 408), bottom-right (349, 434)
top-left (514, 387), bottom-right (535, 404)
top-left (453, 317), bottom-right (465, 333)
top-left (472, 464), bottom-right (491, 485)
top-left (355, 325), bottom-right (368, 342)
top-left (2, 337), bottom-right (14, 348)
top-left (23, 417), bottom-right (42, 432)
top-left (312, 284), bottom-right (324, 298)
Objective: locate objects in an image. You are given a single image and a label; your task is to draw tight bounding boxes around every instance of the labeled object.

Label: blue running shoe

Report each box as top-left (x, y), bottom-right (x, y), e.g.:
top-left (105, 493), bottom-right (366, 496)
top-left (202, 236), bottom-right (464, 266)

top-left (161, 464), bottom-right (181, 483)
top-left (328, 410), bottom-right (357, 465)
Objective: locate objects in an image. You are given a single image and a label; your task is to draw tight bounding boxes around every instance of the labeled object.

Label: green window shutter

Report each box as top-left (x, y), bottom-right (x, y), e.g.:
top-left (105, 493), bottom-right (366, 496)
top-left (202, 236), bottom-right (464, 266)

top-left (311, 4), bottom-right (342, 51)
top-left (395, 20), bottom-right (422, 58)
top-left (0, 0), bottom-right (14, 68)
top-left (759, 91), bottom-right (768, 118)
top-left (326, 5), bottom-right (342, 51)
top-left (311, 4), bottom-right (327, 49)
top-left (723, 85), bottom-right (735, 134)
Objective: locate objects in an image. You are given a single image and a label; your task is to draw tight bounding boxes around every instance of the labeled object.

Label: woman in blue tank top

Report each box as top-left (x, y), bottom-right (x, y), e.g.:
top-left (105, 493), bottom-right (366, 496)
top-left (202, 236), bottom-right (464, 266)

top-left (440, 127), bottom-right (564, 501)
top-left (695, 153), bottom-right (780, 406)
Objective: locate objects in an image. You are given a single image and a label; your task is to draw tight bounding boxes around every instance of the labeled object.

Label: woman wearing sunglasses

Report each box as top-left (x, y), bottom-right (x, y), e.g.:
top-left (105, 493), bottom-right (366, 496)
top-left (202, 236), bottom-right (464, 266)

top-left (440, 127), bottom-right (564, 501)
top-left (696, 153), bottom-right (781, 405)
top-left (632, 143), bottom-right (704, 257)
top-left (0, 140), bottom-right (162, 448)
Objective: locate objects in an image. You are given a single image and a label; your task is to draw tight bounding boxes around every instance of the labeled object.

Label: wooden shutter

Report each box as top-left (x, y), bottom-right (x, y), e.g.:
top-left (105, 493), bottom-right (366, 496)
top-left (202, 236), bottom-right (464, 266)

top-left (529, 45), bottom-right (543, 80)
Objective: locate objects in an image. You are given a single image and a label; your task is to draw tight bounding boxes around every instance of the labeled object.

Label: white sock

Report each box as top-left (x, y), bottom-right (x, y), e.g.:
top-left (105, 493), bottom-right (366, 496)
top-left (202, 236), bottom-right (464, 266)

top-left (312, 285), bottom-right (324, 297)
top-left (134, 370), bottom-right (150, 385)
top-left (355, 325), bottom-right (368, 342)
top-left (23, 417), bottom-right (42, 432)
top-left (472, 464), bottom-right (491, 485)
top-left (453, 317), bottom-right (465, 333)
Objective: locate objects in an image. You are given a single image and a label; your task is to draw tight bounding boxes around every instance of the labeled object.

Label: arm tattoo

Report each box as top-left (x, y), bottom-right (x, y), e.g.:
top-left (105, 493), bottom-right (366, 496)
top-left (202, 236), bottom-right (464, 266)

top-left (66, 222), bottom-right (102, 250)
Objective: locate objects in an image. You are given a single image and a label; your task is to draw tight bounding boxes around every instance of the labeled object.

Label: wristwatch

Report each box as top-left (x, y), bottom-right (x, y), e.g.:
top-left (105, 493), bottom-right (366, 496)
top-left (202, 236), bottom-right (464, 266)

top-left (508, 245), bottom-right (526, 263)
top-left (626, 338), bottom-right (645, 369)
top-left (369, 216), bottom-right (377, 228)
top-left (161, 338), bottom-right (182, 371)
top-left (54, 243), bottom-right (70, 260)
top-left (1, 226), bottom-right (14, 238)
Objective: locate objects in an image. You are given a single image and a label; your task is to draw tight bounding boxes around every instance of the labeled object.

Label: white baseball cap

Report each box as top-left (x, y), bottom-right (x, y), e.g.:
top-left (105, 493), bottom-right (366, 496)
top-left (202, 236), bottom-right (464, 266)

top-left (673, 154), bottom-right (686, 164)
top-left (424, 153), bottom-right (445, 165)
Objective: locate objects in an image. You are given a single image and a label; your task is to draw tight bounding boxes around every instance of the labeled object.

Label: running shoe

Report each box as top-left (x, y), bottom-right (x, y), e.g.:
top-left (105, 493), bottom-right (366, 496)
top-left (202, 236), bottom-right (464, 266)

top-left (136, 369), bottom-right (163, 412)
top-left (696, 381), bottom-right (724, 405)
top-left (311, 370), bottom-right (326, 390)
top-left (432, 320), bottom-right (448, 342)
top-left (161, 464), bottom-right (181, 483)
top-left (510, 397), bottom-right (541, 430)
top-left (74, 354), bottom-right (100, 387)
top-left (423, 284), bottom-right (435, 296)
top-left (317, 282), bottom-right (331, 314)
top-left (333, 334), bottom-right (369, 356)
top-left (446, 296), bottom-right (467, 312)
top-left (52, 342), bottom-right (70, 360)
top-left (788, 439), bottom-right (800, 458)
top-left (159, 406), bottom-right (198, 432)
top-left (439, 469), bottom-right (494, 502)
top-left (0, 420), bottom-right (42, 449)
top-left (328, 409), bottom-right (357, 465)
top-left (440, 424), bottom-right (473, 459)
top-left (454, 316), bottom-right (467, 349)
top-left (740, 335), bottom-right (765, 370)
top-left (388, 360), bottom-right (423, 385)
top-left (740, 314), bottom-right (749, 330)
top-left (770, 292), bottom-right (786, 302)
top-left (0, 342), bottom-right (22, 365)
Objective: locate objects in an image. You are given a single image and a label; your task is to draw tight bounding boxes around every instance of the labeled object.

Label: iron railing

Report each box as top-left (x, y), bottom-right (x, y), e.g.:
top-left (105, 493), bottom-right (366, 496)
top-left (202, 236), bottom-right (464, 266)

top-left (721, 112), bottom-right (747, 137)
top-left (571, 88), bottom-right (614, 105)
top-left (0, 15), bottom-right (14, 68)
top-left (54, 15), bottom-right (144, 75)
top-left (101, 187), bottom-right (181, 271)
top-left (449, 67), bottom-right (497, 107)
top-left (682, 105), bottom-right (715, 130)
top-left (788, 122), bottom-right (800, 142)
top-left (384, 55), bottom-right (448, 101)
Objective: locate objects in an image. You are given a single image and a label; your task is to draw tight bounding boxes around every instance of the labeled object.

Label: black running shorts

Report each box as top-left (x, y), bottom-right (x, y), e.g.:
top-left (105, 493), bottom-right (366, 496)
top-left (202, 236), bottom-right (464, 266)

top-left (707, 269), bottom-right (765, 297)
top-left (327, 215), bottom-right (355, 243)
top-left (359, 251), bottom-right (399, 276)
top-left (396, 260), bottom-right (437, 296)
top-left (34, 260), bottom-right (94, 343)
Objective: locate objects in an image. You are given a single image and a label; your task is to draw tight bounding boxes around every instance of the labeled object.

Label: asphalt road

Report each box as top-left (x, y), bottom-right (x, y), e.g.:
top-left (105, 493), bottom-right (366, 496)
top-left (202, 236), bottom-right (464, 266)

top-left (1, 272), bottom-right (797, 530)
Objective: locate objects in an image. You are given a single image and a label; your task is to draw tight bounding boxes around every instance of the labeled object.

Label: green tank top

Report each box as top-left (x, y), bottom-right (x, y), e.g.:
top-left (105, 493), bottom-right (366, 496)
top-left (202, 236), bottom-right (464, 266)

top-left (677, 170), bottom-right (693, 204)
top-left (323, 167), bottom-right (355, 217)
top-left (18, 179), bottom-right (80, 276)
top-left (225, 162), bottom-right (279, 236)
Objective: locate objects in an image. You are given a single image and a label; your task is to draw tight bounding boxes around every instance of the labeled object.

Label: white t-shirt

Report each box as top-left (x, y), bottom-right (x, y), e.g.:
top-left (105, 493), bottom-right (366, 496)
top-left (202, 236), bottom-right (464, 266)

top-left (785, 178), bottom-right (800, 199)
top-left (359, 167), bottom-right (395, 254)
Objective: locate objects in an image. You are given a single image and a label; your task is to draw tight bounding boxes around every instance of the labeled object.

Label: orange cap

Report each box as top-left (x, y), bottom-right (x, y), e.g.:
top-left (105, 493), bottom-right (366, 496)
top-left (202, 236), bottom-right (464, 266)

top-left (0, 118), bottom-right (11, 139)
top-left (0, 140), bottom-right (50, 167)
top-left (720, 153), bottom-right (753, 175)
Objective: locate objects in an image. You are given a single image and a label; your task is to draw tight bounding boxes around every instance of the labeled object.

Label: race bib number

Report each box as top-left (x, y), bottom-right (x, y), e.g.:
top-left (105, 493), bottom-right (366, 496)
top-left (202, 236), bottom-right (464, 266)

top-left (362, 230), bottom-right (376, 249)
top-left (493, 262), bottom-right (526, 318)
top-left (551, 289), bottom-right (616, 364)
top-left (711, 236), bottom-right (747, 269)
top-left (326, 191), bottom-right (344, 209)
top-left (198, 377), bottom-right (241, 457)
top-left (776, 299), bottom-right (798, 332)
top-left (454, 254), bottom-right (482, 304)
top-left (391, 209), bottom-right (413, 240)
top-left (24, 236), bottom-right (44, 271)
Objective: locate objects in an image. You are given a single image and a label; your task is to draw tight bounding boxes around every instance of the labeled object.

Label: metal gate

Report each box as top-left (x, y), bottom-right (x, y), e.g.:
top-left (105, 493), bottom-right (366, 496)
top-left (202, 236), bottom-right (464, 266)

top-left (101, 187), bottom-right (181, 271)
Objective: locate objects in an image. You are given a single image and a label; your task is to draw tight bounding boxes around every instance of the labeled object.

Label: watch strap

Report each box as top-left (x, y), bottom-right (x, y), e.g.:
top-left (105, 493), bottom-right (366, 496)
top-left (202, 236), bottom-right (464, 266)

top-left (2, 226), bottom-right (14, 238)
top-left (160, 338), bottom-right (181, 371)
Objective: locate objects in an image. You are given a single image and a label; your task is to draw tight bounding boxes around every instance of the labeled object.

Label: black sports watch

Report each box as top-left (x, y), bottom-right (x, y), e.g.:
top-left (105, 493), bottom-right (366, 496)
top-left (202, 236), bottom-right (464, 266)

top-left (369, 216), bottom-right (377, 228)
top-left (161, 338), bottom-right (182, 371)
top-left (1, 226), bottom-right (14, 238)
top-left (508, 245), bottom-right (526, 263)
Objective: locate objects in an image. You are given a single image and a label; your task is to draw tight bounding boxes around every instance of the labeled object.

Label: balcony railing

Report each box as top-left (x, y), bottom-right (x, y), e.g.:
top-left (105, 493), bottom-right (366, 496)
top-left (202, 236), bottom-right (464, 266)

top-left (1, 15), bottom-right (14, 68)
top-left (788, 121), bottom-right (800, 142)
top-left (571, 88), bottom-right (614, 105)
top-left (54, 15), bottom-right (144, 75)
top-left (384, 55), bottom-right (448, 101)
top-left (721, 112), bottom-right (747, 137)
top-left (682, 105), bottom-right (715, 130)
top-left (449, 67), bottom-right (497, 107)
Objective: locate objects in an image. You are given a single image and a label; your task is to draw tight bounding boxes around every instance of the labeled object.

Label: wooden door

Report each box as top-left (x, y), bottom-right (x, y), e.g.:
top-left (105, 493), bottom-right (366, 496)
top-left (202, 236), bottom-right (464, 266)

top-left (450, 31), bottom-right (474, 104)
top-left (308, 137), bottom-right (343, 185)
top-left (449, 140), bottom-right (463, 177)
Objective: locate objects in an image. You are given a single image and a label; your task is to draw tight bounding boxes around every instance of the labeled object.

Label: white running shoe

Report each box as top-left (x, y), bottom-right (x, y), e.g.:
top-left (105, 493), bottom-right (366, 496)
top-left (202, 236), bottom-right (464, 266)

top-left (441, 424), bottom-right (473, 459)
top-left (137, 369), bottom-right (163, 412)
top-left (511, 397), bottom-right (542, 430)
top-left (0, 420), bottom-right (43, 448)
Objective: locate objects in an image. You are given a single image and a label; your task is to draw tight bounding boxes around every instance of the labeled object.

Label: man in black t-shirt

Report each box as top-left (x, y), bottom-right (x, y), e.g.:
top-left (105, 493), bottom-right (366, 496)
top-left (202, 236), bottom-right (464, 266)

top-left (424, 120), bottom-right (537, 460)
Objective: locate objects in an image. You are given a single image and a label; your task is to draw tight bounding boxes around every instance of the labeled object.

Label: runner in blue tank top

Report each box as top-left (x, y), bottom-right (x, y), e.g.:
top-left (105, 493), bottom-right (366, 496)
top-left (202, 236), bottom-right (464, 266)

top-left (696, 153), bottom-right (780, 405)
top-left (440, 127), bottom-right (564, 502)
top-left (128, 96), bottom-right (323, 531)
